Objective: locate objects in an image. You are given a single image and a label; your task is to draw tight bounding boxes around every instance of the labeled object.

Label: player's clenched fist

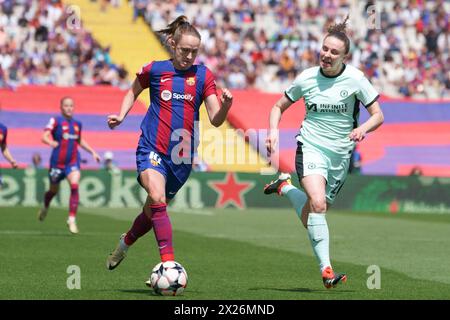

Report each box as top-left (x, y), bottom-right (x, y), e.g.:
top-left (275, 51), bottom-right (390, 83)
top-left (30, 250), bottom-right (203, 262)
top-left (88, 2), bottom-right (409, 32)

top-left (220, 88), bottom-right (233, 109)
top-left (107, 115), bottom-right (123, 130)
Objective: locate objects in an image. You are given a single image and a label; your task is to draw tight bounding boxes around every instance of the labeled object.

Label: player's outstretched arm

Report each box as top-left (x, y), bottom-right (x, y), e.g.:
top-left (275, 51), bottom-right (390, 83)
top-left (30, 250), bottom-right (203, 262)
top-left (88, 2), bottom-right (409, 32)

top-left (349, 101), bottom-right (384, 142)
top-left (108, 78), bottom-right (144, 130)
top-left (266, 95), bottom-right (293, 155)
top-left (1, 145), bottom-right (18, 168)
top-left (79, 138), bottom-right (101, 163)
top-left (204, 88), bottom-right (233, 127)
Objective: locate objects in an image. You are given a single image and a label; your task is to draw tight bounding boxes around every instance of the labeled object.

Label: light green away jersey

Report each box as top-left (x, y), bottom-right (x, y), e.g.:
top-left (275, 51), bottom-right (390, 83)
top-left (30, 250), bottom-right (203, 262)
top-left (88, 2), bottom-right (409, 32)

top-left (285, 64), bottom-right (379, 156)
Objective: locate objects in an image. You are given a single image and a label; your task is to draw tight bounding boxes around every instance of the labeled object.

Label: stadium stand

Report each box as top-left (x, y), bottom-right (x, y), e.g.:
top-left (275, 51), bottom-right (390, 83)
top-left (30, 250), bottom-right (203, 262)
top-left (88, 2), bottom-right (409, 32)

top-left (64, 0), bottom-right (268, 172)
top-left (1, 0), bottom-right (449, 98)
top-left (1, 0), bottom-right (449, 176)
top-left (140, 0), bottom-right (450, 99)
top-left (1, 0), bottom-right (267, 173)
top-left (0, 0), bottom-right (130, 89)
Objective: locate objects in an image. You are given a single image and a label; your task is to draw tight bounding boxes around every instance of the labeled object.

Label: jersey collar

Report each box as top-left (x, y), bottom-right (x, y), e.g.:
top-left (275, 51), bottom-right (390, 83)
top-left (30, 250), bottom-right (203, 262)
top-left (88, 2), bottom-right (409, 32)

top-left (319, 63), bottom-right (346, 78)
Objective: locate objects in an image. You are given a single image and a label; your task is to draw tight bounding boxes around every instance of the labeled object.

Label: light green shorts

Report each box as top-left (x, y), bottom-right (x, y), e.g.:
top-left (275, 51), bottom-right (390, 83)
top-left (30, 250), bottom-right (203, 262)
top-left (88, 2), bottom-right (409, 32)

top-left (295, 140), bottom-right (351, 204)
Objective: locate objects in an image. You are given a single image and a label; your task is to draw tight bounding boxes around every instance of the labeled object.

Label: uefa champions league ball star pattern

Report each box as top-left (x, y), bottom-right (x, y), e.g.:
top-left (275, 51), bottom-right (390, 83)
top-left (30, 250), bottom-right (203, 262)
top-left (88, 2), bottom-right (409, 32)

top-left (146, 261), bottom-right (188, 296)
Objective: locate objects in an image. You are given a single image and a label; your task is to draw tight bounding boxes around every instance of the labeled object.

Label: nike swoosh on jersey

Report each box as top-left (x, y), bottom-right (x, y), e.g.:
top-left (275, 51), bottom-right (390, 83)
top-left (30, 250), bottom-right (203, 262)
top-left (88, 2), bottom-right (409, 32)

top-left (160, 77), bottom-right (171, 83)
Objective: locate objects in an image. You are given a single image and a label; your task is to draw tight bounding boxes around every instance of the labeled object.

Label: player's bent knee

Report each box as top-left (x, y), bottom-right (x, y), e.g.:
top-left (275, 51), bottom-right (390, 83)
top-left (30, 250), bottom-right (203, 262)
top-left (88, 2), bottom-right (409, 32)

top-left (309, 198), bottom-right (327, 213)
top-left (149, 194), bottom-right (166, 205)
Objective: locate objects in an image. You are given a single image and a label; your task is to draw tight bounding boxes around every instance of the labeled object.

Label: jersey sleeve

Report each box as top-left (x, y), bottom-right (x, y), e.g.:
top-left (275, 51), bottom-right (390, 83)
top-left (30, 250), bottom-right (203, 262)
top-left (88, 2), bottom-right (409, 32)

top-left (203, 67), bottom-right (218, 100)
top-left (356, 75), bottom-right (379, 107)
top-left (284, 73), bottom-right (305, 103)
top-left (44, 117), bottom-right (57, 133)
top-left (136, 62), bottom-right (153, 89)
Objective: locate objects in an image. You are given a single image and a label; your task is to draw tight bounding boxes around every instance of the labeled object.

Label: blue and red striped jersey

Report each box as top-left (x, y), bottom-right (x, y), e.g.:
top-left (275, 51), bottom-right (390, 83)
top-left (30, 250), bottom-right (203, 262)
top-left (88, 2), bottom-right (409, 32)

top-left (136, 60), bottom-right (217, 157)
top-left (0, 122), bottom-right (7, 148)
top-left (44, 116), bottom-right (82, 169)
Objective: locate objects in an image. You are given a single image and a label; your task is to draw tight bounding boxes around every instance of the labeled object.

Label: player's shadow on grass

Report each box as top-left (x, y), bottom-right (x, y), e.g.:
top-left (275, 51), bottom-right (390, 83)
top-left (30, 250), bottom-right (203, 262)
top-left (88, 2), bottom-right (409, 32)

top-left (118, 288), bottom-right (199, 296)
top-left (249, 287), bottom-right (319, 293)
top-left (250, 287), bottom-right (355, 294)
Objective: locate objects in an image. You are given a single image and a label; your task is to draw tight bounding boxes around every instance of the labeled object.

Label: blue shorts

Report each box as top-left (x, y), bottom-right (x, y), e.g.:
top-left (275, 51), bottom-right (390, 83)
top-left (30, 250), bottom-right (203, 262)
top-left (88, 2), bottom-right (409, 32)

top-left (136, 147), bottom-right (192, 199)
top-left (48, 165), bottom-right (80, 184)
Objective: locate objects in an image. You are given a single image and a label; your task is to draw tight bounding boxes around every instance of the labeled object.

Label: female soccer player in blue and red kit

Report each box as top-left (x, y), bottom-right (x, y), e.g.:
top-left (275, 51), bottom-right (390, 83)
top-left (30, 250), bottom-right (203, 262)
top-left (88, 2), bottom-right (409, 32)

top-left (38, 97), bottom-right (101, 234)
top-left (106, 16), bottom-right (233, 270)
top-left (0, 122), bottom-right (18, 187)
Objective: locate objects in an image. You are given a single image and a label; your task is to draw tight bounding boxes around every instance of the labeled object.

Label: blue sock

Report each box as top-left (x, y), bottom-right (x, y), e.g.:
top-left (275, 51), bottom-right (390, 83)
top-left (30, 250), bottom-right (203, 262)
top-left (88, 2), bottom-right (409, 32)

top-left (281, 184), bottom-right (307, 220)
top-left (307, 213), bottom-right (331, 272)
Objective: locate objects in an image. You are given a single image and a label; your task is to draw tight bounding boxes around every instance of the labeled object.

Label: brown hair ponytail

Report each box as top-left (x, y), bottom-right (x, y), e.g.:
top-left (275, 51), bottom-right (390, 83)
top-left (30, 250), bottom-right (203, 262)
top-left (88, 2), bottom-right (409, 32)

top-left (326, 15), bottom-right (350, 54)
top-left (157, 15), bottom-right (201, 45)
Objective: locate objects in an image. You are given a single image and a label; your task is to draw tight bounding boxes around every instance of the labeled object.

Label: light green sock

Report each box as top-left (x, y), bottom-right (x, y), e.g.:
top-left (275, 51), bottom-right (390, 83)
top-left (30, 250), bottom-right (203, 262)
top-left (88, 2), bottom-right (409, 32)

top-left (280, 184), bottom-right (307, 220)
top-left (307, 213), bottom-right (331, 272)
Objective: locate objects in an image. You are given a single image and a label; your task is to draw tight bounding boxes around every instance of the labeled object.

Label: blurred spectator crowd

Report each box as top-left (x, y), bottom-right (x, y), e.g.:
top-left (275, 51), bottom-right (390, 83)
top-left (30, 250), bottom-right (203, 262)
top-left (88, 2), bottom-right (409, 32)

top-left (0, 0), bottom-right (129, 89)
top-left (142, 0), bottom-right (449, 99)
top-left (1, 0), bottom-right (449, 99)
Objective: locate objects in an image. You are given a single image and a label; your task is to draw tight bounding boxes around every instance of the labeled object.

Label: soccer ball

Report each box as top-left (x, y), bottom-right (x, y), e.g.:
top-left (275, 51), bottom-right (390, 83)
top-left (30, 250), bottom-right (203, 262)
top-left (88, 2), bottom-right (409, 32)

top-left (146, 261), bottom-right (188, 296)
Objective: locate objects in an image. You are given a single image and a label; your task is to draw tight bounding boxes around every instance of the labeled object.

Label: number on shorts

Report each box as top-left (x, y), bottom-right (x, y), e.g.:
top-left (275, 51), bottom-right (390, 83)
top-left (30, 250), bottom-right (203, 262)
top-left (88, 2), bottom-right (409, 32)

top-left (330, 179), bottom-right (342, 196)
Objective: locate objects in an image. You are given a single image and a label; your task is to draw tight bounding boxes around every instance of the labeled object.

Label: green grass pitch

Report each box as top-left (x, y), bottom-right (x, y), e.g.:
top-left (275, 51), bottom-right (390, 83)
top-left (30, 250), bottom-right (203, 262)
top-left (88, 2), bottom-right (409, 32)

top-left (1, 205), bottom-right (450, 299)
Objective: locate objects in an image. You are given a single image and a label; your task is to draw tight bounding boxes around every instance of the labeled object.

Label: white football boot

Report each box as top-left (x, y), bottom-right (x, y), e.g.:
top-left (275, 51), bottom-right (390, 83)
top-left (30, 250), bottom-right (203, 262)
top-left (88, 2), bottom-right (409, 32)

top-left (106, 233), bottom-right (127, 270)
top-left (37, 207), bottom-right (48, 221)
top-left (67, 218), bottom-right (79, 234)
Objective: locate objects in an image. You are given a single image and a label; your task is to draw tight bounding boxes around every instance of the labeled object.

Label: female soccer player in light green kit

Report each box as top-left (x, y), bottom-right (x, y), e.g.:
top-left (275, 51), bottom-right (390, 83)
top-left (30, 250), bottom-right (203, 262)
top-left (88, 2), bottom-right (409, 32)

top-left (264, 16), bottom-right (384, 289)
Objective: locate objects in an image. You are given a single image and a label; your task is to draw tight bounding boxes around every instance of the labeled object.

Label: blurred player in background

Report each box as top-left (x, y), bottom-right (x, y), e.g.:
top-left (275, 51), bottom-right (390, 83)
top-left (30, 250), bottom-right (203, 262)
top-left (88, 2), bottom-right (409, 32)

top-left (0, 121), bottom-right (18, 188)
top-left (102, 150), bottom-right (120, 174)
top-left (264, 16), bottom-right (384, 288)
top-left (37, 97), bottom-right (101, 234)
top-left (106, 15), bottom-right (233, 274)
